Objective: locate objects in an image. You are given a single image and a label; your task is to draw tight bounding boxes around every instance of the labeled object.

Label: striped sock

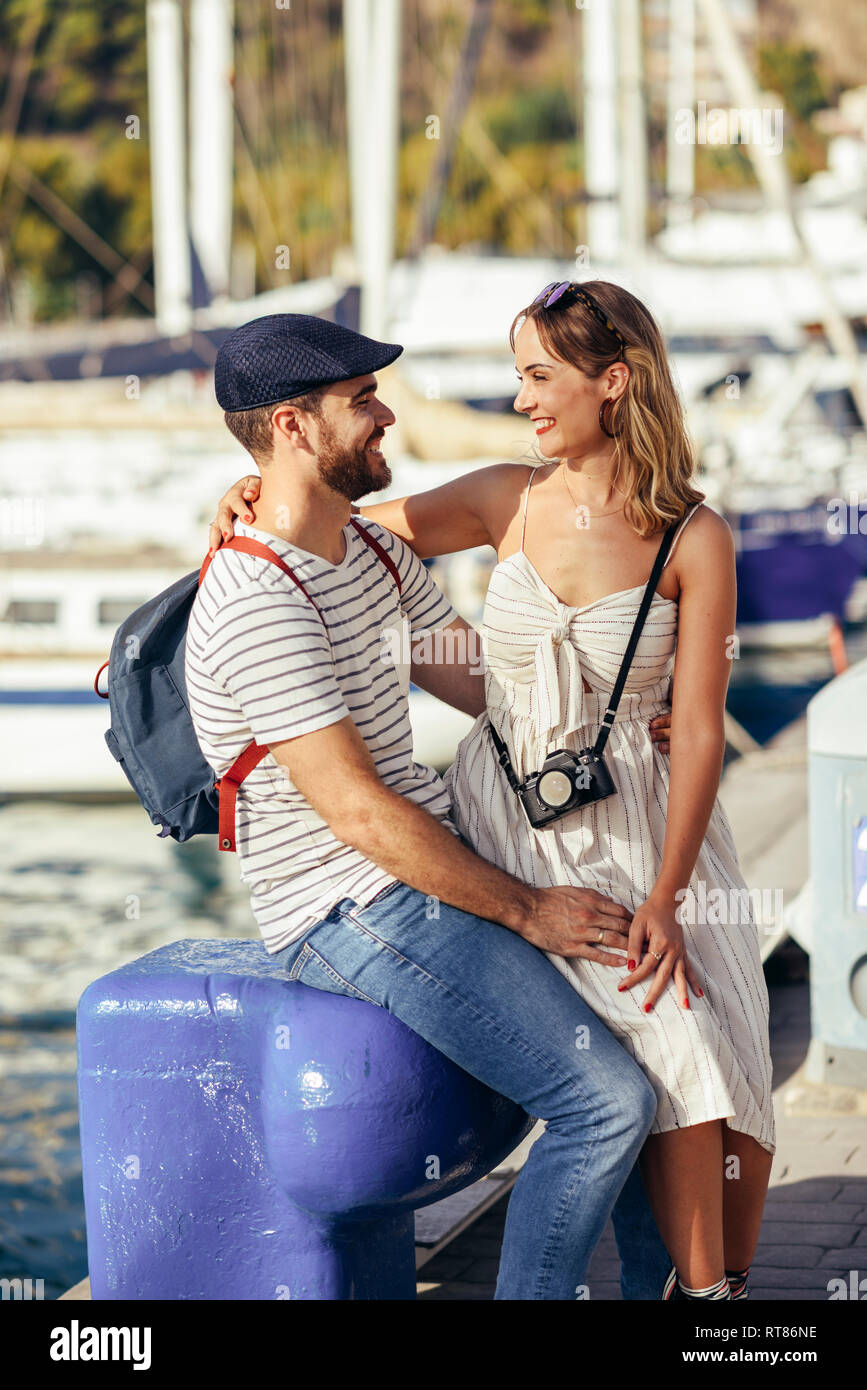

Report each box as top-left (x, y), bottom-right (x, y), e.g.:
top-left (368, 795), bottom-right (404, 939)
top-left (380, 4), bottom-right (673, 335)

top-left (677, 1274), bottom-right (731, 1300)
top-left (726, 1267), bottom-right (750, 1300)
top-left (662, 1268), bottom-right (731, 1300)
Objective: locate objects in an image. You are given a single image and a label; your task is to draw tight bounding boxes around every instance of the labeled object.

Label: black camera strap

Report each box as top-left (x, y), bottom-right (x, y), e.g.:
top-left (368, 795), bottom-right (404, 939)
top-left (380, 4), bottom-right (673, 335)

top-left (592, 521), bottom-right (678, 756)
top-left (487, 718), bottom-right (522, 792)
top-left (487, 520), bottom-right (680, 777)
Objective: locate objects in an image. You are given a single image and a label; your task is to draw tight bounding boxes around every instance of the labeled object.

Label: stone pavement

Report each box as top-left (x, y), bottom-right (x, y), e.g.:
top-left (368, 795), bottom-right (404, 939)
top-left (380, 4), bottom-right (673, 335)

top-left (416, 958), bottom-right (867, 1301)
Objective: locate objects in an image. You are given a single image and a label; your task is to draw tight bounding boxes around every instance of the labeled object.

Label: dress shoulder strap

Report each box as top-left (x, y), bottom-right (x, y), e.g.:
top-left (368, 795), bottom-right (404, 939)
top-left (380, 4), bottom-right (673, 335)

top-left (662, 502), bottom-right (703, 569)
top-left (519, 465), bottom-right (541, 553)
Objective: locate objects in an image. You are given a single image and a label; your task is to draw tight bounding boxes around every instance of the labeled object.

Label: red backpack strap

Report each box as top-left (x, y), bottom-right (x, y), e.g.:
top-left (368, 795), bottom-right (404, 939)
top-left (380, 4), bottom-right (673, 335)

top-left (199, 536), bottom-right (326, 624)
top-left (203, 527), bottom-right (398, 852)
top-left (200, 536), bottom-right (329, 851)
top-left (215, 742), bottom-right (270, 852)
top-left (350, 518), bottom-right (402, 594)
top-left (93, 660), bottom-right (110, 699)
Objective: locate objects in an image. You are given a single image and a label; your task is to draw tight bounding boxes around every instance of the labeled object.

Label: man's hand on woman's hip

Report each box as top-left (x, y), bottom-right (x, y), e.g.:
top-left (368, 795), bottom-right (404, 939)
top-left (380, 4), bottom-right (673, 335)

top-left (520, 886), bottom-right (632, 964)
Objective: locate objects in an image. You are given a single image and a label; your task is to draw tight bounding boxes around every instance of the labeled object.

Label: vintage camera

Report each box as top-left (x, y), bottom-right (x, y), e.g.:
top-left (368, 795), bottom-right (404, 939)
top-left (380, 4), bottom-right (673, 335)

top-left (488, 721), bottom-right (617, 830)
top-left (519, 746), bottom-right (616, 829)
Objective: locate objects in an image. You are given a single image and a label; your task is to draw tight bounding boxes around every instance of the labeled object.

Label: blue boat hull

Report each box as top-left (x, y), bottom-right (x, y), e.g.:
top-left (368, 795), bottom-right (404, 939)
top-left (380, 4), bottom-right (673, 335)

top-left (732, 504), bottom-right (867, 626)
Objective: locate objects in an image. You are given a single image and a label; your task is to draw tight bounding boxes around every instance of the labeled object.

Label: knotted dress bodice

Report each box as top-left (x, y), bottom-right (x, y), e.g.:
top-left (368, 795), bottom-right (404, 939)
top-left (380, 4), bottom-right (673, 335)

top-left (482, 547), bottom-right (683, 780)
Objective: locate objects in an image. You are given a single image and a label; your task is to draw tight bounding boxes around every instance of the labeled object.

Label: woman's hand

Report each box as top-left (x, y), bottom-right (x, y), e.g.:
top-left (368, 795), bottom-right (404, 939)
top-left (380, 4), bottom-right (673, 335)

top-left (649, 713), bottom-right (671, 754)
top-left (206, 473), bottom-right (363, 554)
top-left (616, 889), bottom-right (703, 1012)
top-left (208, 475), bottom-right (261, 555)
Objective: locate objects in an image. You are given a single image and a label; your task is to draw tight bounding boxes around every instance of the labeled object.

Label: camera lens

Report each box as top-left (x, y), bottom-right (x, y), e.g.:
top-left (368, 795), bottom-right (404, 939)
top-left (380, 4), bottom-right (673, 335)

top-left (537, 769), bottom-right (573, 807)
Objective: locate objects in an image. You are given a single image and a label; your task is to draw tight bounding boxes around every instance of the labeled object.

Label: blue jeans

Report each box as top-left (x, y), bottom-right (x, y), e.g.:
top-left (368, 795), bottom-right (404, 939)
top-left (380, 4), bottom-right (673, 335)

top-left (273, 881), bottom-right (671, 1300)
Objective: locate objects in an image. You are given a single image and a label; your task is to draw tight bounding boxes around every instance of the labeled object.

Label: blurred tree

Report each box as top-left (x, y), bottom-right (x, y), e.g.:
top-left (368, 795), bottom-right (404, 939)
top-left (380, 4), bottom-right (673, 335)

top-left (483, 86), bottom-right (575, 154)
top-left (0, 0), bottom-right (149, 320)
top-left (0, 0), bottom-right (848, 322)
top-left (757, 41), bottom-right (832, 183)
top-left (758, 41), bottom-right (833, 123)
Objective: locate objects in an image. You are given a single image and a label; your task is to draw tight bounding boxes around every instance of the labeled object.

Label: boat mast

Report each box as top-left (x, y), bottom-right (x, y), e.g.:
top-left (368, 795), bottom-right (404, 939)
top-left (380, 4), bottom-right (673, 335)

top-left (619, 0), bottom-right (649, 272)
top-left (582, 0), bottom-right (621, 263)
top-left (666, 0), bottom-right (696, 227)
top-left (189, 0), bottom-right (234, 305)
top-left (343, 0), bottom-right (371, 298)
top-left (146, 0), bottom-right (192, 335)
top-left (343, 0), bottom-right (402, 340)
top-left (696, 0), bottom-right (867, 425)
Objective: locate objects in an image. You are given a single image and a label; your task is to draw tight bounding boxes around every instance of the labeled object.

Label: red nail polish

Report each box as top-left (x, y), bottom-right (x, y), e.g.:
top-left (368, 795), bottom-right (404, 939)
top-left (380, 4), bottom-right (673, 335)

top-left (698, 988), bottom-right (704, 997)
top-left (644, 1003), bottom-right (652, 1013)
top-left (684, 998), bottom-right (690, 1009)
top-left (628, 959), bottom-right (636, 970)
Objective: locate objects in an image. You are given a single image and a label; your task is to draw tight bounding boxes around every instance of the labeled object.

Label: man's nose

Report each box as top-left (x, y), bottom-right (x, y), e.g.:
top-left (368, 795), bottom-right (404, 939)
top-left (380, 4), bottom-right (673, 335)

top-left (375, 399), bottom-right (396, 428)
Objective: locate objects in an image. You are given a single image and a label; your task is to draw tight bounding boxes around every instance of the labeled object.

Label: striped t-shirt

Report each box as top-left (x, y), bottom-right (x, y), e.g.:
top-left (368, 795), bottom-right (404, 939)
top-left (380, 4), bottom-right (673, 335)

top-left (185, 516), bottom-right (461, 952)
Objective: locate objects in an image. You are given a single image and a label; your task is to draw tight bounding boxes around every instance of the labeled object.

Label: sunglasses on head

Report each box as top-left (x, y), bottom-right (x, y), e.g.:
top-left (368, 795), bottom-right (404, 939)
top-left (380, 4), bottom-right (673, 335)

top-left (532, 282), bottom-right (626, 360)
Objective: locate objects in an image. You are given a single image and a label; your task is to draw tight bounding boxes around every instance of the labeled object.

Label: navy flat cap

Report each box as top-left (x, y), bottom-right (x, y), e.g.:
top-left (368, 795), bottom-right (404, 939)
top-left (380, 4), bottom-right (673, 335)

top-left (215, 313), bottom-right (404, 412)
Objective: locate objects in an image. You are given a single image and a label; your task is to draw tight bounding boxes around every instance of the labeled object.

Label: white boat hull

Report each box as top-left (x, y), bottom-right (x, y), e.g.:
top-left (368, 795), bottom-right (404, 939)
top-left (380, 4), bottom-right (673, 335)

top-left (0, 681), bottom-right (473, 796)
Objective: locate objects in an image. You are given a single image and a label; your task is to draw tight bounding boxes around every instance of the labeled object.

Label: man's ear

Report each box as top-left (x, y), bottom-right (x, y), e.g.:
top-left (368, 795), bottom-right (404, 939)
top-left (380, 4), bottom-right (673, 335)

top-left (271, 403), bottom-right (305, 448)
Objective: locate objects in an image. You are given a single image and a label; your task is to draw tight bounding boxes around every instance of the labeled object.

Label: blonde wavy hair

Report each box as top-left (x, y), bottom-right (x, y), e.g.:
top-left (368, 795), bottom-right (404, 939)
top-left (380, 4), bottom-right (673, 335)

top-left (510, 280), bottom-right (704, 537)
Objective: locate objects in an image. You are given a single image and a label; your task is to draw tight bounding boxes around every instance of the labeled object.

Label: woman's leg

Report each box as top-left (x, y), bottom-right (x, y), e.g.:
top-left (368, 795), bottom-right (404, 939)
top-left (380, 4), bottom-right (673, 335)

top-left (639, 1119), bottom-right (725, 1289)
top-left (721, 1122), bottom-right (773, 1271)
top-left (638, 1120), bottom-right (773, 1295)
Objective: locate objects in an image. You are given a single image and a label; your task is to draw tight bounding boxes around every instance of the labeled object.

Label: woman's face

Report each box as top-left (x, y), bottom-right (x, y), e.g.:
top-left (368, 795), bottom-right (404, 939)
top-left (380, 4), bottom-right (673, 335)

top-left (512, 316), bottom-right (624, 459)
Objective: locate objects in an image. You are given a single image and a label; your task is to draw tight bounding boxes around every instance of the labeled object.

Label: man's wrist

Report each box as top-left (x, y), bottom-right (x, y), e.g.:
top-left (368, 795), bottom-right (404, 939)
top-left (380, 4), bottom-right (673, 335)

top-left (499, 881), bottom-right (537, 936)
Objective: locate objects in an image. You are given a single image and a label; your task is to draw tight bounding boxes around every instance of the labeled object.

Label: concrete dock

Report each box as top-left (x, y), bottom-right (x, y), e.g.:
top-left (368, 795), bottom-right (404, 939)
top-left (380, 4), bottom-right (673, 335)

top-left (417, 968), bottom-right (867, 1300)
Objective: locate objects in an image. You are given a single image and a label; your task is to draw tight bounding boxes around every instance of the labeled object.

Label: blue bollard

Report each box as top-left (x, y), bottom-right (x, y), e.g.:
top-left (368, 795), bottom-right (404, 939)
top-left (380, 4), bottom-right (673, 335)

top-left (77, 939), bottom-right (535, 1300)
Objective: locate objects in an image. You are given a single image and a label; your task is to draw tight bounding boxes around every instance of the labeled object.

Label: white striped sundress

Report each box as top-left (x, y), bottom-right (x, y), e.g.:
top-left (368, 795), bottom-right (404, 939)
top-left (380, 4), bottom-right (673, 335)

top-left (444, 468), bottom-right (776, 1152)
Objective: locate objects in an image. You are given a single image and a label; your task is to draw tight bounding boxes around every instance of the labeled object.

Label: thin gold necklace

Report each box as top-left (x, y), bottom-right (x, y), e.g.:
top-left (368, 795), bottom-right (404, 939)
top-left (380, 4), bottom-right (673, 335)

top-left (560, 461), bottom-right (625, 520)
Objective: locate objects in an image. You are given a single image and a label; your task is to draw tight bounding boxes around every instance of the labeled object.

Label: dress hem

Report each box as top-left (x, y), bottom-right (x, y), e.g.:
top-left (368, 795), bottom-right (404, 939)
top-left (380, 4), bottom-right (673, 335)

top-left (648, 1104), bottom-right (776, 1156)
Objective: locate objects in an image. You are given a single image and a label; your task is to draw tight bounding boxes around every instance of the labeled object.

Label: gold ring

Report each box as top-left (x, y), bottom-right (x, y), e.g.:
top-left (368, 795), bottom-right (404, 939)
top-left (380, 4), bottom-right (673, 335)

top-left (650, 950), bottom-right (662, 961)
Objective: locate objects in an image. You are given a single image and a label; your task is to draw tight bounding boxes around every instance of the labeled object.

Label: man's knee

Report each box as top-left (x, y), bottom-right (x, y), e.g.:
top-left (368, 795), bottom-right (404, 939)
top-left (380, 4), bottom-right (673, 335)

top-left (623, 1067), bottom-right (657, 1138)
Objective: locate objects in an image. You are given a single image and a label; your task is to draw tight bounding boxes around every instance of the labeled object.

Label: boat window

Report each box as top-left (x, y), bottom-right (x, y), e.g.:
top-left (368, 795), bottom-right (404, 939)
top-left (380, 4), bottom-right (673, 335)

top-left (98, 599), bottom-right (146, 625)
top-left (1, 599), bottom-right (59, 624)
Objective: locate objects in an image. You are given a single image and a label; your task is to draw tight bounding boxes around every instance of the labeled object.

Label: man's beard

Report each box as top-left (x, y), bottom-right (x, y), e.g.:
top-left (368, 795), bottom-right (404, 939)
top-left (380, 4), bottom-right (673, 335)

top-left (314, 418), bottom-right (392, 501)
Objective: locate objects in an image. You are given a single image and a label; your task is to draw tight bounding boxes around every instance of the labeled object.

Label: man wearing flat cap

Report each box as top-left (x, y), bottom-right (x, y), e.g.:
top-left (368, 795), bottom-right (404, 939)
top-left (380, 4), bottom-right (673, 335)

top-left (186, 312), bottom-right (671, 1301)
